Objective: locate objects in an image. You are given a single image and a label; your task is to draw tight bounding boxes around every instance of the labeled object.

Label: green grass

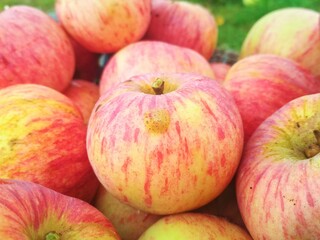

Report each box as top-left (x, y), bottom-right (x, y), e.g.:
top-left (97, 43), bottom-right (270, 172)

top-left (1, 0), bottom-right (319, 52)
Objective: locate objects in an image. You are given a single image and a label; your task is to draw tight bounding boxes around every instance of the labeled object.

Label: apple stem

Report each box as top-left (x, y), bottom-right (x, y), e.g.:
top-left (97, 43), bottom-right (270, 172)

top-left (45, 232), bottom-right (61, 240)
top-left (304, 130), bottom-right (320, 158)
top-left (152, 78), bottom-right (165, 95)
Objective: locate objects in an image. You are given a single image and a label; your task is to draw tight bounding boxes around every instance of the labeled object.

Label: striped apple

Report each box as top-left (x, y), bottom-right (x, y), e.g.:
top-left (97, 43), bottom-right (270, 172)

top-left (240, 8), bottom-right (320, 81)
top-left (0, 179), bottom-right (120, 239)
top-left (236, 93), bottom-right (320, 239)
top-left (0, 84), bottom-right (99, 202)
top-left (87, 72), bottom-right (243, 214)
top-left (0, 6), bottom-right (75, 92)
top-left (99, 41), bottom-right (216, 94)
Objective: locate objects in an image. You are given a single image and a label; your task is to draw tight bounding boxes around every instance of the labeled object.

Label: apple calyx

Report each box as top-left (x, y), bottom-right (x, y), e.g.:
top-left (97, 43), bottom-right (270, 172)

top-left (304, 130), bottom-right (320, 158)
top-left (45, 231), bottom-right (61, 240)
top-left (152, 78), bottom-right (165, 95)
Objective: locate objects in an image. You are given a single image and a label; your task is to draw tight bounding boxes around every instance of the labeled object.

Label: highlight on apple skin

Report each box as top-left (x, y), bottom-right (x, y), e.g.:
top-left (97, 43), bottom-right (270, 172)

top-left (240, 7), bottom-right (320, 81)
top-left (224, 54), bottom-right (320, 143)
top-left (99, 40), bottom-right (216, 94)
top-left (138, 213), bottom-right (252, 240)
top-left (0, 5), bottom-right (75, 92)
top-left (145, 0), bottom-right (218, 60)
top-left (0, 179), bottom-right (120, 240)
top-left (236, 93), bottom-right (320, 239)
top-left (87, 72), bottom-right (244, 215)
top-left (0, 84), bottom-right (99, 202)
top-left (55, 0), bottom-right (152, 53)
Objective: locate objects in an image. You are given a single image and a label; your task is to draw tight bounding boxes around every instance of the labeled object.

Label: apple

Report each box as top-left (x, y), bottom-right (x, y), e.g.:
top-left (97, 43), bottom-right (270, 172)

top-left (144, 0), bottom-right (218, 60)
top-left (93, 184), bottom-right (161, 240)
top-left (138, 213), bottom-right (252, 239)
top-left (236, 93), bottom-right (320, 239)
top-left (0, 5), bottom-right (75, 92)
top-left (63, 79), bottom-right (100, 124)
top-left (0, 179), bottom-right (120, 239)
top-left (210, 62), bottom-right (231, 83)
top-left (69, 35), bottom-right (101, 83)
top-left (223, 54), bottom-right (320, 143)
top-left (87, 72), bottom-right (244, 215)
top-left (240, 8), bottom-right (320, 81)
top-left (55, 0), bottom-right (151, 53)
top-left (0, 84), bottom-right (99, 202)
top-left (99, 40), bottom-right (216, 94)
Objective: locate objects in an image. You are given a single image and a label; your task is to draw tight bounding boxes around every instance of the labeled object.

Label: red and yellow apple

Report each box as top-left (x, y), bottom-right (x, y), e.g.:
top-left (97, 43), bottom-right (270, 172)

top-left (93, 185), bottom-right (161, 240)
top-left (0, 5), bottom-right (75, 92)
top-left (87, 72), bottom-right (244, 214)
top-left (55, 0), bottom-right (151, 53)
top-left (0, 84), bottom-right (99, 202)
top-left (145, 0), bottom-right (218, 60)
top-left (236, 93), bottom-right (320, 239)
top-left (138, 213), bottom-right (252, 239)
top-left (0, 179), bottom-right (120, 239)
top-left (224, 54), bottom-right (320, 142)
top-left (99, 41), bottom-right (216, 94)
top-left (63, 79), bottom-right (100, 124)
top-left (240, 8), bottom-right (320, 81)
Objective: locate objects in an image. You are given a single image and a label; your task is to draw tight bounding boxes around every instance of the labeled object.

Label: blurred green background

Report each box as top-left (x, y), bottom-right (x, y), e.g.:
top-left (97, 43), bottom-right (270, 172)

top-left (1, 0), bottom-right (319, 52)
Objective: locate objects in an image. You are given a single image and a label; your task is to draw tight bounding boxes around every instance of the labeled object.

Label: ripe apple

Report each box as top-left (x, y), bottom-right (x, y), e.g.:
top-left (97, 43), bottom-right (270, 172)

top-left (210, 62), bottom-right (231, 83)
top-left (240, 8), bottom-right (320, 81)
top-left (93, 185), bottom-right (161, 240)
top-left (99, 41), bottom-right (216, 94)
top-left (223, 54), bottom-right (320, 142)
top-left (63, 79), bottom-right (100, 124)
top-left (0, 179), bottom-right (120, 239)
top-left (144, 0), bottom-right (218, 60)
top-left (55, 0), bottom-right (151, 53)
top-left (236, 93), bottom-right (320, 239)
top-left (87, 72), bottom-right (244, 215)
top-left (138, 213), bottom-right (252, 239)
top-left (0, 84), bottom-right (99, 202)
top-left (0, 5), bottom-right (75, 92)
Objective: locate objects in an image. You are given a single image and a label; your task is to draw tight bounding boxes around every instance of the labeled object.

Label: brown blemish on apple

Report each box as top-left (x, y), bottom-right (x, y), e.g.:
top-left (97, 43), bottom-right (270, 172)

top-left (143, 109), bottom-right (170, 134)
top-left (304, 130), bottom-right (320, 158)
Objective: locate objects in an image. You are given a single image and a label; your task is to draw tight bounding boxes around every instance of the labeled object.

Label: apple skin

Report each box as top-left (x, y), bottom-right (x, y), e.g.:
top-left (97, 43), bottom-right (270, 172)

top-left (210, 62), bottom-right (231, 83)
top-left (138, 213), bottom-right (252, 240)
top-left (144, 0), bottom-right (218, 60)
top-left (93, 184), bottom-right (161, 240)
top-left (236, 93), bottom-right (320, 239)
top-left (0, 84), bottom-right (99, 202)
top-left (63, 79), bottom-right (100, 124)
top-left (240, 8), bottom-right (320, 81)
top-left (0, 179), bottom-right (120, 239)
top-left (55, 0), bottom-right (151, 53)
top-left (87, 72), bottom-right (244, 215)
top-left (99, 41), bottom-right (216, 94)
top-left (0, 6), bottom-right (75, 92)
top-left (223, 54), bottom-right (320, 143)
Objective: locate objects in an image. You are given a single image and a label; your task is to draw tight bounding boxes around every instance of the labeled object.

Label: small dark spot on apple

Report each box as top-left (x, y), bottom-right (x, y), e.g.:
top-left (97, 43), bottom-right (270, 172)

top-left (296, 122), bottom-right (300, 128)
top-left (155, 13), bottom-right (160, 17)
top-left (95, 104), bottom-right (102, 113)
top-left (249, 186), bottom-right (252, 189)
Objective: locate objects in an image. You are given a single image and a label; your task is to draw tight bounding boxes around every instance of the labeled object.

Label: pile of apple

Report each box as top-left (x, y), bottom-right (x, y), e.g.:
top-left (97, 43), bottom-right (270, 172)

top-left (0, 0), bottom-right (320, 239)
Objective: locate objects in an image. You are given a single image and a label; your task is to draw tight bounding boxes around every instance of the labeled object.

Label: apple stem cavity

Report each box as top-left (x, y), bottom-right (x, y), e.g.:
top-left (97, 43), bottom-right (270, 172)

top-left (45, 232), bottom-right (61, 240)
top-left (304, 130), bottom-right (320, 158)
top-left (152, 78), bottom-right (165, 95)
